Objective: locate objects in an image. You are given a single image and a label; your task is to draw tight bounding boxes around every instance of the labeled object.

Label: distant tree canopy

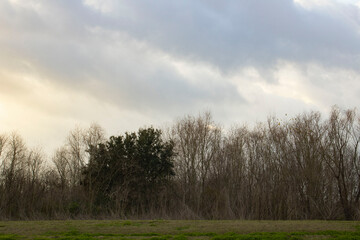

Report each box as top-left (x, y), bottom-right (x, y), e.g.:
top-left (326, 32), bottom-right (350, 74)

top-left (82, 127), bottom-right (175, 215)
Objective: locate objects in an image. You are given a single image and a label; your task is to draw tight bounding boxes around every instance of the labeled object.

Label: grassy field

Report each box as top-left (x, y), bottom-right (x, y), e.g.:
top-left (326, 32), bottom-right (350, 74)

top-left (0, 220), bottom-right (360, 239)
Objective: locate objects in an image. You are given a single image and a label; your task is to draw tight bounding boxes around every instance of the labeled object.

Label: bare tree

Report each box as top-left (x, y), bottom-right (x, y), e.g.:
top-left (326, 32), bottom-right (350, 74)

top-left (171, 112), bottom-right (221, 217)
top-left (2, 108), bottom-right (360, 220)
top-left (322, 107), bottom-right (360, 220)
top-left (1, 133), bottom-right (27, 218)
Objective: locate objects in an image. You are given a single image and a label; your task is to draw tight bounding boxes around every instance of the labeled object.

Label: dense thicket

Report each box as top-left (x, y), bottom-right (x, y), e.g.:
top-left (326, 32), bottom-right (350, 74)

top-left (1, 106), bottom-right (360, 220)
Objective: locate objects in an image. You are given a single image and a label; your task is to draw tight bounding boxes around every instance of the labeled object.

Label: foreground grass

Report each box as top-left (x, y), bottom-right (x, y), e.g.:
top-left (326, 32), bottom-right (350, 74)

top-left (0, 220), bottom-right (359, 239)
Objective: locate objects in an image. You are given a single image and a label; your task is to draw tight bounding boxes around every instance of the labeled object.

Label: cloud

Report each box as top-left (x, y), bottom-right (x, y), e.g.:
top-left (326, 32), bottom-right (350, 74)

top-left (78, 0), bottom-right (360, 73)
top-left (1, 0), bottom-right (360, 153)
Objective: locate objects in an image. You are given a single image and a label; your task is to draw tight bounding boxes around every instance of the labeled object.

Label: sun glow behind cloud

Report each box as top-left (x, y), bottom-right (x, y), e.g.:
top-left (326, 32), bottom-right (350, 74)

top-left (0, 67), bottom-right (157, 153)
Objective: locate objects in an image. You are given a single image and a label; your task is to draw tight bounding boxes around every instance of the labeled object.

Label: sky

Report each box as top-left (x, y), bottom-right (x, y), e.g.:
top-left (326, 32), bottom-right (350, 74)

top-left (1, 0), bottom-right (360, 154)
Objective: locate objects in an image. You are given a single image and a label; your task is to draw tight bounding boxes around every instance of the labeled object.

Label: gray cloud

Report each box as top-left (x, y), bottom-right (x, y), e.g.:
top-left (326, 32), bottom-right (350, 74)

top-left (3, 0), bottom-right (360, 78)
top-left (90, 0), bottom-right (360, 72)
top-left (3, 0), bottom-right (359, 78)
top-left (1, 0), bottom-right (360, 153)
top-left (1, 0), bottom-right (246, 116)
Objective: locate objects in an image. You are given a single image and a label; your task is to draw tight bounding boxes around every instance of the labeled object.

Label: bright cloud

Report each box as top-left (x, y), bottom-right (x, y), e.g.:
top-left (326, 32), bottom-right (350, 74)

top-left (294, 0), bottom-right (360, 9)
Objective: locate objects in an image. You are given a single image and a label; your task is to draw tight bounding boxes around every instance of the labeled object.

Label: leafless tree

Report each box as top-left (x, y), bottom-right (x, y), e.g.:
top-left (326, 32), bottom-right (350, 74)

top-left (2, 107), bottom-right (360, 220)
top-left (321, 107), bottom-right (360, 220)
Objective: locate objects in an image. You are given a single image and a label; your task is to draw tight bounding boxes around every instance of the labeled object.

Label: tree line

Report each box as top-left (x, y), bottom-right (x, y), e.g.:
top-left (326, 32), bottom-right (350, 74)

top-left (1, 106), bottom-right (360, 220)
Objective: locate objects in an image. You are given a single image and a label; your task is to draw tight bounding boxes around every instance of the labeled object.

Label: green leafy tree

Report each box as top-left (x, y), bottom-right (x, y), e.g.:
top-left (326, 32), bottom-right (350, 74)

top-left (82, 127), bottom-right (175, 215)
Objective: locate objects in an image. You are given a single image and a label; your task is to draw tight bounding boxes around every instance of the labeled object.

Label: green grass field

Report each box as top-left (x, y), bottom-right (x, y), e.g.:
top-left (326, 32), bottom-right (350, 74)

top-left (0, 220), bottom-right (360, 240)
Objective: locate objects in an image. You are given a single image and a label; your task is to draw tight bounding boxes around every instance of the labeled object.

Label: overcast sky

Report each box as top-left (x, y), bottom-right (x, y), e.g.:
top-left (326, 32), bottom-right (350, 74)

top-left (1, 0), bottom-right (360, 153)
